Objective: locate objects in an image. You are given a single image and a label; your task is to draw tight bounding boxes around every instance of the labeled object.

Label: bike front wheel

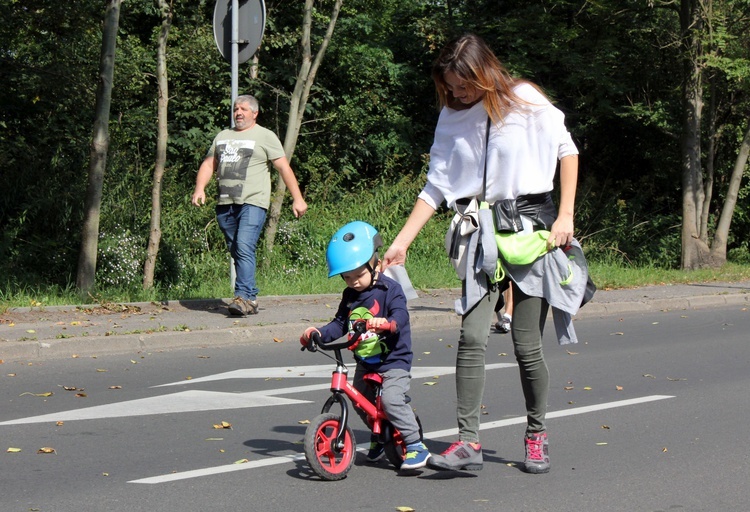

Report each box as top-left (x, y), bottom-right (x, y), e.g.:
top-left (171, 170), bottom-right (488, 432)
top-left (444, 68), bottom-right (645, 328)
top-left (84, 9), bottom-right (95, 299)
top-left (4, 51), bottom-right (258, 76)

top-left (304, 412), bottom-right (356, 480)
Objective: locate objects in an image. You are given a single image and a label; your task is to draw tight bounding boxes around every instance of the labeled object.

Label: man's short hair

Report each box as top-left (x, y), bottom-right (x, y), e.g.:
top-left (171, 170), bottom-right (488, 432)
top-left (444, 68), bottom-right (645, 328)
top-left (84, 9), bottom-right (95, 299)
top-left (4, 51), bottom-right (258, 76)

top-left (235, 95), bottom-right (259, 112)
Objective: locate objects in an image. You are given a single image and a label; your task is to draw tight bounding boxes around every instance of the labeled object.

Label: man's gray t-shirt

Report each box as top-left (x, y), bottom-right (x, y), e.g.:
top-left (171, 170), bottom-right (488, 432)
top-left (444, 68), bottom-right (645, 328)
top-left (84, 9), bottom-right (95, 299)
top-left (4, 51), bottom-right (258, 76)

top-left (208, 125), bottom-right (286, 208)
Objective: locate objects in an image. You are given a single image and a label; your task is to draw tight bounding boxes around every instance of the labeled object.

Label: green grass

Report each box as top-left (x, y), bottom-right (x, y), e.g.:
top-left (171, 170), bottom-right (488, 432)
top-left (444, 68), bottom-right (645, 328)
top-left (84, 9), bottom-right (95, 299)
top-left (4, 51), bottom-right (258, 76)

top-left (588, 261), bottom-right (750, 290)
top-left (2, 258), bottom-right (749, 310)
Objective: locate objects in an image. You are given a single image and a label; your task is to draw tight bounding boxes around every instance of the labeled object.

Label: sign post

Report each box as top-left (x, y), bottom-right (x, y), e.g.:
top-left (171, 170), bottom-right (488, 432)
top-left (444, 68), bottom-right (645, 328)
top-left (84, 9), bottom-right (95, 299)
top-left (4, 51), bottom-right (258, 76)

top-left (213, 0), bottom-right (266, 122)
top-left (212, 0), bottom-right (266, 290)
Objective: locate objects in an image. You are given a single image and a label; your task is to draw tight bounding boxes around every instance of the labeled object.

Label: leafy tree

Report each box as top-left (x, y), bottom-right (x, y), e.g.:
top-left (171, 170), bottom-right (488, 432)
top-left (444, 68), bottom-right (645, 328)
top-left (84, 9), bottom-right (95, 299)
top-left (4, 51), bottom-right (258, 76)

top-left (143, 0), bottom-right (174, 289)
top-left (76, 0), bottom-right (122, 294)
top-left (672, 0), bottom-right (750, 269)
top-left (263, 0), bottom-right (344, 254)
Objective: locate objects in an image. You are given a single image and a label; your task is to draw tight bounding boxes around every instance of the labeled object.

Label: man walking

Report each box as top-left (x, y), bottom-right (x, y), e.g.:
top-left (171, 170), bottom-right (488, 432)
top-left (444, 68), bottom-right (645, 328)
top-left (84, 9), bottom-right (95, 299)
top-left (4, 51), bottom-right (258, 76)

top-left (192, 95), bottom-right (307, 316)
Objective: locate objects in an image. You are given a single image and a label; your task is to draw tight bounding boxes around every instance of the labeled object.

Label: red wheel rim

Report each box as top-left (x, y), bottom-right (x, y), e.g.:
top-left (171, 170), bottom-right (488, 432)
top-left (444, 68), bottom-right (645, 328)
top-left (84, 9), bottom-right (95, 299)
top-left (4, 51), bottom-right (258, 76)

top-left (314, 419), bottom-right (353, 472)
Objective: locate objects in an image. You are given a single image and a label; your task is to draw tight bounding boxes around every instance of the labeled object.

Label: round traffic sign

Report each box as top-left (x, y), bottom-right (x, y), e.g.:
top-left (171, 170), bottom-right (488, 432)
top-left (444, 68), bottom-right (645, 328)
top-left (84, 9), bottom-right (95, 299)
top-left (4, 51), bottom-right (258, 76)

top-left (213, 0), bottom-right (266, 64)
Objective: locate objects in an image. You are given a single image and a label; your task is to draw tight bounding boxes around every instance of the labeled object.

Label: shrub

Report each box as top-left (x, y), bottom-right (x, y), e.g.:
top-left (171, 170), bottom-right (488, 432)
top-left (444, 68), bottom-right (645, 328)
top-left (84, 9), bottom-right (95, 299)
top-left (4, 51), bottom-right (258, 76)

top-left (96, 226), bottom-right (145, 288)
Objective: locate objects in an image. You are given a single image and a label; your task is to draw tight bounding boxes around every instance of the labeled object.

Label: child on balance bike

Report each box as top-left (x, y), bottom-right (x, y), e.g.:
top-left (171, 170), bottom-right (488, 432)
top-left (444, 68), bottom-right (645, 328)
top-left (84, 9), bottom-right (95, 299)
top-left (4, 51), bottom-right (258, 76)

top-left (300, 221), bottom-right (431, 471)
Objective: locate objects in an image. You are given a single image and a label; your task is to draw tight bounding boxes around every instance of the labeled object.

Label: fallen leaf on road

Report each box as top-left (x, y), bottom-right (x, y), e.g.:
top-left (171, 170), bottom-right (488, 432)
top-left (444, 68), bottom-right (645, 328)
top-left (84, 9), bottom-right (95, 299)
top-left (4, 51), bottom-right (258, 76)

top-left (564, 386), bottom-right (574, 390)
top-left (213, 421), bottom-right (232, 429)
top-left (298, 419), bottom-right (310, 424)
top-left (395, 507), bottom-right (415, 512)
top-left (423, 382), bottom-right (437, 386)
top-left (616, 385), bottom-right (623, 391)
top-left (583, 386), bottom-right (592, 390)
top-left (601, 425), bottom-right (610, 429)
top-left (19, 392), bottom-right (53, 397)
top-left (75, 393), bottom-right (87, 398)
top-left (566, 350), bottom-right (579, 355)
top-left (610, 332), bottom-right (624, 336)
top-left (234, 459), bottom-right (249, 464)
top-left (37, 447), bottom-right (57, 454)
top-left (273, 338), bottom-right (283, 343)
top-left (7, 447), bottom-right (22, 453)
top-left (662, 447), bottom-right (668, 452)
top-left (595, 442), bottom-right (607, 446)
top-left (643, 374), bottom-right (656, 378)
top-left (109, 385), bottom-right (122, 389)
top-left (96, 369), bottom-right (108, 373)
top-left (26, 329), bottom-right (36, 334)
top-left (667, 377), bottom-right (686, 381)
top-left (205, 438), bottom-right (224, 441)
top-left (56, 422), bottom-right (64, 426)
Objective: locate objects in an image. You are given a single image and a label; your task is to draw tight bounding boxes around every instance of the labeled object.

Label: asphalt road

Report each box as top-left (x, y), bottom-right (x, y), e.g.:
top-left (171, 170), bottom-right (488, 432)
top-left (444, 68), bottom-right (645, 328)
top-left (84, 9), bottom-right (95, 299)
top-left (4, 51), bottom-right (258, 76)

top-left (1, 304), bottom-right (748, 512)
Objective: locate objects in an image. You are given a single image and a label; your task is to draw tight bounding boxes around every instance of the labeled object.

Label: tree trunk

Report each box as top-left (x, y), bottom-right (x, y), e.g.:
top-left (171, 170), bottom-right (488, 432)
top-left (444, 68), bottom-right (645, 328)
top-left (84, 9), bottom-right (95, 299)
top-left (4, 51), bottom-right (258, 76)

top-left (701, 78), bottom-right (717, 244)
top-left (75, 0), bottom-right (121, 295)
top-left (263, 0), bottom-right (343, 255)
top-left (679, 0), bottom-right (711, 270)
top-left (143, 0), bottom-right (173, 289)
top-left (710, 121), bottom-right (750, 264)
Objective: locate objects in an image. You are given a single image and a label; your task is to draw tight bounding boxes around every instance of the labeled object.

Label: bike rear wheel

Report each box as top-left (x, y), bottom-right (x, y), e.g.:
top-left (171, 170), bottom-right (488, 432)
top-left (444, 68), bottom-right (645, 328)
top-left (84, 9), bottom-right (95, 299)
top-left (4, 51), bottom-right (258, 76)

top-left (383, 414), bottom-right (423, 469)
top-left (304, 412), bottom-right (356, 480)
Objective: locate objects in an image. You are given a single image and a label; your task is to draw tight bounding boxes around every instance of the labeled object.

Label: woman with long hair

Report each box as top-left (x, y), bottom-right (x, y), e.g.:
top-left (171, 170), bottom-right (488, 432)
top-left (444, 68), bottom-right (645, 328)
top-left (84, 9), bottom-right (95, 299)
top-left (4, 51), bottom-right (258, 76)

top-left (381, 33), bottom-right (580, 474)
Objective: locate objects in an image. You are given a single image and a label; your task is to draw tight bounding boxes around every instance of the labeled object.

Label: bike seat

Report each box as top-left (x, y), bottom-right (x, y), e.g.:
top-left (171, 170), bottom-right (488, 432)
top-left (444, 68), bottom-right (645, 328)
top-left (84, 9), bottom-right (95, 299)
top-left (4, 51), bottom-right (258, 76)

top-left (363, 373), bottom-right (382, 385)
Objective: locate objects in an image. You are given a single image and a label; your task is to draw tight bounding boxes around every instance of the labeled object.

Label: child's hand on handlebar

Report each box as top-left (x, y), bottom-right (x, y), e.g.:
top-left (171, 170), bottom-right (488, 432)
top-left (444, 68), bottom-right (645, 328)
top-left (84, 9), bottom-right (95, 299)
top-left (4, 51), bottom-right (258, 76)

top-left (300, 327), bottom-right (321, 351)
top-left (364, 318), bottom-right (397, 333)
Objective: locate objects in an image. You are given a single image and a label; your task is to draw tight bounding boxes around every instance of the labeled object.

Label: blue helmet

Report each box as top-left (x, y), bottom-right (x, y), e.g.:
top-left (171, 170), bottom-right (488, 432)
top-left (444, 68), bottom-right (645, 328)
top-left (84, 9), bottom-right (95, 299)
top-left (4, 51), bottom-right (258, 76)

top-left (326, 221), bottom-right (383, 278)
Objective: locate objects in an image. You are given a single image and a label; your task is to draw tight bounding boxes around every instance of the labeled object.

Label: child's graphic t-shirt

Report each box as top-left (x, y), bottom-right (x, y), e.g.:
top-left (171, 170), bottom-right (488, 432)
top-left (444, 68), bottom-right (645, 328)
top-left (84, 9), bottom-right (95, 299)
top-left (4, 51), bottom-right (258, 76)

top-left (318, 274), bottom-right (412, 372)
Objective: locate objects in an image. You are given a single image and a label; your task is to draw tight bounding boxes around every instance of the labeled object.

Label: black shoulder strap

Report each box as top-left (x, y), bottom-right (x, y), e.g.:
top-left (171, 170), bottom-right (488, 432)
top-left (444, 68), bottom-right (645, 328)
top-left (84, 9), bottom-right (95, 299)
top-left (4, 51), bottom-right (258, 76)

top-left (481, 116), bottom-right (491, 202)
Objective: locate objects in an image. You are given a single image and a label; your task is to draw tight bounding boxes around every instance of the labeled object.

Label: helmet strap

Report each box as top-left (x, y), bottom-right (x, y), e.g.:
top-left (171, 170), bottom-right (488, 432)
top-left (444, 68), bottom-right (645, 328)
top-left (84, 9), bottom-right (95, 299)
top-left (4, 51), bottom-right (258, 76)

top-left (365, 254), bottom-right (380, 287)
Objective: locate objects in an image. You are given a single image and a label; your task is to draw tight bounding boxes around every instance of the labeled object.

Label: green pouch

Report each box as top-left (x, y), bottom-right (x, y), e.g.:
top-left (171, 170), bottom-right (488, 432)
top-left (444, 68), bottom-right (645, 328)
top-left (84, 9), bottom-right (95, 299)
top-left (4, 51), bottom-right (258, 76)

top-left (495, 230), bottom-right (550, 265)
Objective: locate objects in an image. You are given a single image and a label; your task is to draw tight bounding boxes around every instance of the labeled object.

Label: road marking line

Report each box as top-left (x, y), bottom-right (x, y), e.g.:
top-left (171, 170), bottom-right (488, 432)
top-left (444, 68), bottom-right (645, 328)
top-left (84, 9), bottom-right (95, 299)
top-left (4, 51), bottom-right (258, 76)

top-left (128, 394), bottom-right (674, 484)
top-left (0, 364), bottom-right (515, 426)
top-left (153, 363), bottom-right (516, 387)
top-left (0, 390), bottom-right (310, 425)
top-left (427, 394), bottom-right (675, 438)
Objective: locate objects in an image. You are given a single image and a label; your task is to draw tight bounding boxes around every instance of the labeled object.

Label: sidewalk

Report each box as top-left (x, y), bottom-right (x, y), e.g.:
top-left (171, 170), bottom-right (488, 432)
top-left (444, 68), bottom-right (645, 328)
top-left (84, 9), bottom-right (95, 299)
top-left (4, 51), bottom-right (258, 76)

top-left (1, 281), bottom-right (749, 361)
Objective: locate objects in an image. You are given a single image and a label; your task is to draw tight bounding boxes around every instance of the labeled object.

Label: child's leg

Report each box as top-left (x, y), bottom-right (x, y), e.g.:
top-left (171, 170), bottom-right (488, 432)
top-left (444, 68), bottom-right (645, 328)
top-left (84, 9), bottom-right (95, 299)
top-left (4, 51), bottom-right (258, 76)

top-left (352, 365), bottom-right (377, 427)
top-left (380, 368), bottom-right (421, 446)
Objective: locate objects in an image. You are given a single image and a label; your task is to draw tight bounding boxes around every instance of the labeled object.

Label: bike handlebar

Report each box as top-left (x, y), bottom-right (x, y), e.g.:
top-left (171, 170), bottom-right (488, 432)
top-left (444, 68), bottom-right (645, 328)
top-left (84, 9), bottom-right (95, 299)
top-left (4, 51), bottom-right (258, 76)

top-left (301, 319), bottom-right (396, 352)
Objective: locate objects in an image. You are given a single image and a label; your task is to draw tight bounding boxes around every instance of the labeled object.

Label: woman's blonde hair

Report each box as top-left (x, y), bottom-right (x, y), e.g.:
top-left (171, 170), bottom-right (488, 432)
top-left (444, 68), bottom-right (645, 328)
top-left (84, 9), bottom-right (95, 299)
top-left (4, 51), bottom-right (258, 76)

top-left (432, 33), bottom-right (543, 124)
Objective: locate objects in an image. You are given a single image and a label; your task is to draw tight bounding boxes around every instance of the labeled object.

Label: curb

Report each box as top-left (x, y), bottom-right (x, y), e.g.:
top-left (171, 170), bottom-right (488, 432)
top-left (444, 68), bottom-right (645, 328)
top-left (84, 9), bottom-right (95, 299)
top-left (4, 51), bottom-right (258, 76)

top-left (0, 311), bottom-right (463, 361)
top-left (2, 292), bottom-right (747, 361)
top-left (576, 292), bottom-right (750, 318)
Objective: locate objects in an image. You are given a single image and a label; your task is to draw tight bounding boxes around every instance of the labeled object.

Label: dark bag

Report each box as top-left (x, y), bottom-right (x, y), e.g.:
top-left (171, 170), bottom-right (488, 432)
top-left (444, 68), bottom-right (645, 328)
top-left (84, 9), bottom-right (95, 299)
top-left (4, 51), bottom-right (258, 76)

top-left (493, 199), bottom-right (523, 233)
top-left (581, 275), bottom-right (597, 307)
